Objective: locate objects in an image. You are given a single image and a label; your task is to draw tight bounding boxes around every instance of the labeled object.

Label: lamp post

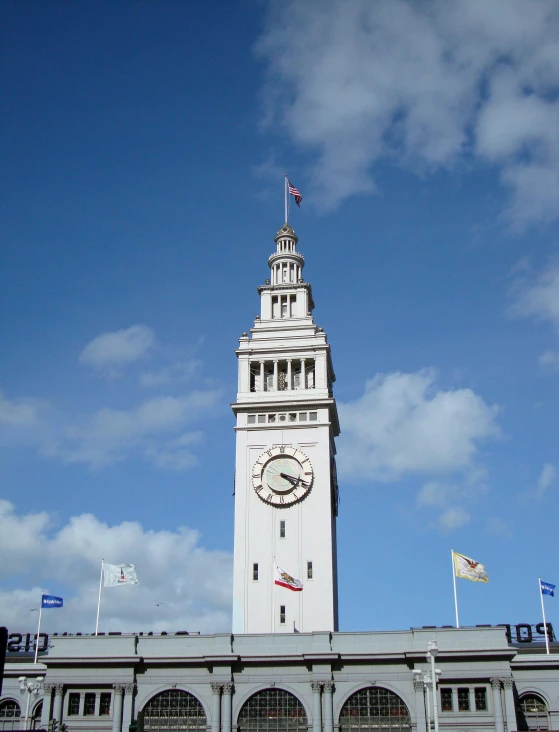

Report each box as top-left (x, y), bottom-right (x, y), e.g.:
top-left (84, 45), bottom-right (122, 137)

top-left (18, 676), bottom-right (44, 730)
top-left (426, 641), bottom-right (441, 732)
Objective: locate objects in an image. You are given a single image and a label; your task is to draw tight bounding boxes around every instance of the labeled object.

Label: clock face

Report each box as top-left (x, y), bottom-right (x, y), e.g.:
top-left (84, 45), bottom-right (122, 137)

top-left (252, 445), bottom-right (313, 507)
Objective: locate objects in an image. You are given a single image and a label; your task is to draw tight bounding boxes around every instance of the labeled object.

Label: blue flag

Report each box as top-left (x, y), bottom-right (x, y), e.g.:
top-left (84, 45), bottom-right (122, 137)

top-left (540, 581), bottom-right (555, 597)
top-left (42, 594), bottom-right (63, 608)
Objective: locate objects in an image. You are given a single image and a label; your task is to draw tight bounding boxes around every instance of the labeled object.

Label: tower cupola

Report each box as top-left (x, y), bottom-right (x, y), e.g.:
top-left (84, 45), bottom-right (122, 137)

top-left (269, 223), bottom-right (305, 286)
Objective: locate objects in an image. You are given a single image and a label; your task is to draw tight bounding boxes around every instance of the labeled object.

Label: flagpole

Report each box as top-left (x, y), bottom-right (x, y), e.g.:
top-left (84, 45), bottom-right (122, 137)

top-left (538, 578), bottom-right (550, 655)
top-left (95, 559), bottom-right (104, 636)
top-left (33, 593), bottom-right (43, 664)
top-left (452, 549), bottom-right (460, 628)
top-left (285, 175), bottom-right (288, 223)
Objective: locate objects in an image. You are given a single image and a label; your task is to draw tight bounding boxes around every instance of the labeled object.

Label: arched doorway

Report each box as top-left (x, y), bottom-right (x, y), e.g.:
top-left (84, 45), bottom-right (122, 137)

top-left (518, 694), bottom-right (549, 731)
top-left (237, 688), bottom-right (308, 732)
top-left (143, 690), bottom-right (207, 732)
top-left (339, 687), bottom-right (411, 732)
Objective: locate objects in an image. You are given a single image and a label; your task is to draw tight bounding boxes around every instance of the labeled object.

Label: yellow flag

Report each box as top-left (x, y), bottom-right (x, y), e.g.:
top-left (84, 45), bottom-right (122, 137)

top-left (453, 551), bottom-right (488, 583)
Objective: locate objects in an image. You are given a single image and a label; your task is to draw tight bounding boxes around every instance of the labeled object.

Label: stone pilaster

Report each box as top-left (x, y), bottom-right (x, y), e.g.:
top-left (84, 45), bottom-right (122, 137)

top-left (491, 679), bottom-right (505, 732)
top-left (311, 682), bottom-right (323, 732)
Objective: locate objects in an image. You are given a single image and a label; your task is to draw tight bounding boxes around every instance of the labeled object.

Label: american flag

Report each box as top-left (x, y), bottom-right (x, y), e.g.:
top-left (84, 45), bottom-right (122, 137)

top-left (288, 179), bottom-right (302, 207)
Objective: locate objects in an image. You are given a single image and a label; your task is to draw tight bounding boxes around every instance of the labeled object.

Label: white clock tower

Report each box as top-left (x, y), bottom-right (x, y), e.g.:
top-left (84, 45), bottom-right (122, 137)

top-left (232, 223), bottom-right (340, 634)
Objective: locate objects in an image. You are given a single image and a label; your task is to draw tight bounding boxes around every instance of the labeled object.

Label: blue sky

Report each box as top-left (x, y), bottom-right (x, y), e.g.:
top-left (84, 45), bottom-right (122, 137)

top-left (1, 0), bottom-right (559, 637)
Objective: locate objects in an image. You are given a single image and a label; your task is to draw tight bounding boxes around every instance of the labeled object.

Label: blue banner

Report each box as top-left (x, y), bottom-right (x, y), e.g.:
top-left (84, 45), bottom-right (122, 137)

top-left (540, 581), bottom-right (555, 597)
top-left (42, 594), bottom-right (63, 608)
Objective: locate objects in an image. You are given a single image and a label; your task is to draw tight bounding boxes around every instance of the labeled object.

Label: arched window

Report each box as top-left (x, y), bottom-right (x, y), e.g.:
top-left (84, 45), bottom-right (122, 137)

top-left (518, 694), bottom-right (549, 731)
top-left (237, 688), bottom-right (308, 732)
top-left (143, 690), bottom-right (206, 731)
top-left (340, 687), bottom-right (411, 731)
top-left (0, 701), bottom-right (21, 719)
top-left (31, 701), bottom-right (43, 729)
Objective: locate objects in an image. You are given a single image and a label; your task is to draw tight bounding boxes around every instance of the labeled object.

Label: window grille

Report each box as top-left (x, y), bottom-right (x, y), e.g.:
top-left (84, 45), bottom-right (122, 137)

top-left (280, 521), bottom-right (286, 538)
top-left (84, 693), bottom-right (96, 716)
top-left (339, 687), bottom-right (411, 731)
top-left (519, 694), bottom-right (549, 730)
top-left (474, 688), bottom-right (487, 712)
top-left (143, 690), bottom-right (207, 731)
top-left (440, 689), bottom-right (452, 712)
top-left (457, 689), bottom-right (470, 712)
top-left (307, 562), bottom-right (313, 580)
top-left (280, 605), bottom-right (286, 624)
top-left (100, 693), bottom-right (112, 716)
top-left (68, 694), bottom-right (80, 716)
top-left (253, 563), bottom-right (259, 581)
top-left (237, 688), bottom-right (307, 732)
top-left (0, 701), bottom-right (21, 719)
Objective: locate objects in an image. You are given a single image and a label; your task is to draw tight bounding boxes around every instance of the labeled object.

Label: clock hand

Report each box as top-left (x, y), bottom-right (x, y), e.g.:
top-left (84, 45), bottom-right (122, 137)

top-left (279, 472), bottom-right (299, 485)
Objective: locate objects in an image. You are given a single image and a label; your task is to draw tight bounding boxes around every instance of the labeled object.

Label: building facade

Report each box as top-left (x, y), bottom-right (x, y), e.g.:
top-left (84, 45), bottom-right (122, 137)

top-left (2, 224), bottom-right (558, 732)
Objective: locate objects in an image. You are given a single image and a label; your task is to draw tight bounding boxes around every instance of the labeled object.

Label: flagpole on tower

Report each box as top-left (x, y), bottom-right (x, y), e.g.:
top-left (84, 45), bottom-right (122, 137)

top-left (95, 559), bottom-right (104, 636)
top-left (539, 578), bottom-right (551, 655)
top-left (285, 175), bottom-right (289, 223)
top-left (33, 592), bottom-right (43, 664)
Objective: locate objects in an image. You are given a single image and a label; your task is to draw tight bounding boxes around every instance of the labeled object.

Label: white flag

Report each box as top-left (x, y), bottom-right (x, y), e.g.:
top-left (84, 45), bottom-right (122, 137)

top-left (274, 564), bottom-right (303, 591)
top-left (104, 563), bottom-right (139, 587)
top-left (453, 552), bottom-right (488, 583)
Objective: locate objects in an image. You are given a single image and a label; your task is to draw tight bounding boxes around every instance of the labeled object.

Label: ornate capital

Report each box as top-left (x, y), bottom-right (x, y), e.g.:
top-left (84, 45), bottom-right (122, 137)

top-left (323, 682), bottom-right (335, 694)
top-left (43, 683), bottom-right (55, 695)
top-left (211, 683), bottom-right (223, 695)
top-left (501, 678), bottom-right (514, 689)
top-left (54, 684), bottom-right (64, 696)
top-left (311, 682), bottom-right (323, 693)
top-left (222, 683), bottom-right (234, 695)
top-left (113, 684), bottom-right (126, 694)
top-left (125, 683), bottom-right (136, 694)
top-left (413, 680), bottom-right (425, 692)
top-left (490, 678), bottom-right (502, 690)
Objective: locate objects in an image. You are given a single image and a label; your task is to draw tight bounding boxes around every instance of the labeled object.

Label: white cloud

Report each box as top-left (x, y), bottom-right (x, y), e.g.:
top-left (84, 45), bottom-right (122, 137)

top-left (256, 0), bottom-right (559, 226)
top-left (46, 390), bottom-right (222, 469)
top-left (337, 370), bottom-right (499, 481)
top-left (0, 390), bottom-right (46, 427)
top-left (80, 325), bottom-right (155, 374)
top-left (509, 262), bottom-right (559, 328)
top-left (417, 481), bottom-right (458, 508)
top-left (437, 507), bottom-right (471, 533)
top-left (535, 462), bottom-right (556, 498)
top-left (0, 501), bottom-right (232, 633)
top-left (140, 359), bottom-right (203, 388)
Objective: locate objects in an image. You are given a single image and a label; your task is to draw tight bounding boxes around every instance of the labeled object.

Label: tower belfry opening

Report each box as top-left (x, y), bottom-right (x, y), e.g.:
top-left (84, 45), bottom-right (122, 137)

top-left (232, 223), bottom-right (340, 634)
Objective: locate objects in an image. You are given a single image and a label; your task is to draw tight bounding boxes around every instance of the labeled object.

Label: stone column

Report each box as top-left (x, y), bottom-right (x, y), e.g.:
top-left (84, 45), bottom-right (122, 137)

top-left (491, 679), bottom-right (505, 732)
top-left (112, 684), bottom-right (125, 732)
top-left (311, 682), bottom-right (322, 732)
top-left (122, 683), bottom-right (136, 732)
top-left (222, 683), bottom-right (233, 732)
top-left (323, 682), bottom-right (334, 732)
top-left (413, 680), bottom-right (427, 732)
top-left (260, 362), bottom-right (265, 391)
top-left (273, 360), bottom-right (278, 391)
top-left (52, 684), bottom-right (64, 725)
top-left (287, 359), bottom-right (292, 390)
top-left (211, 683), bottom-right (222, 732)
top-left (41, 684), bottom-right (54, 729)
top-left (300, 359), bottom-right (306, 390)
top-left (501, 678), bottom-right (517, 732)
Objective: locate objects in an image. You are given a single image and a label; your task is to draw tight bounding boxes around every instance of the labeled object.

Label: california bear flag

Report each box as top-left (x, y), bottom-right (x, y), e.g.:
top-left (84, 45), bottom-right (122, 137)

top-left (274, 564), bottom-right (303, 591)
